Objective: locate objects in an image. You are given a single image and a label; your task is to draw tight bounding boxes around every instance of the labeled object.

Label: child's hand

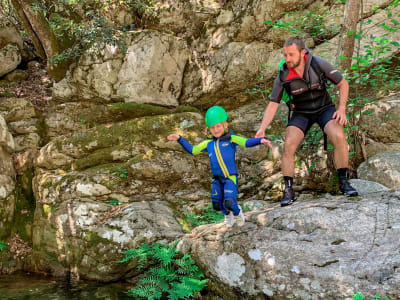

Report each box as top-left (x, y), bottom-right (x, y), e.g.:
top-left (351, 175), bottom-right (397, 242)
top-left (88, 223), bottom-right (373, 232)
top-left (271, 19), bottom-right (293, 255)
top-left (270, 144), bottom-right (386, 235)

top-left (167, 134), bottom-right (180, 141)
top-left (261, 138), bottom-right (272, 149)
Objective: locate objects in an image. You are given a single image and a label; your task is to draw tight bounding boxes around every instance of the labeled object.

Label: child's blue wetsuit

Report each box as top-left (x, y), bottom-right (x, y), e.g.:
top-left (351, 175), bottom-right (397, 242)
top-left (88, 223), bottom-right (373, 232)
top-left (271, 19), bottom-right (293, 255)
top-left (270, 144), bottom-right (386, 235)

top-left (177, 130), bottom-right (263, 216)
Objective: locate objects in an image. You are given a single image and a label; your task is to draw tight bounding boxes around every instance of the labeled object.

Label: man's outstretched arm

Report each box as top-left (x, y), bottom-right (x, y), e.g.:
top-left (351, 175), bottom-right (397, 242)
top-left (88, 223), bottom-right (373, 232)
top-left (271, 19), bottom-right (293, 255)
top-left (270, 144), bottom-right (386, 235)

top-left (255, 101), bottom-right (280, 137)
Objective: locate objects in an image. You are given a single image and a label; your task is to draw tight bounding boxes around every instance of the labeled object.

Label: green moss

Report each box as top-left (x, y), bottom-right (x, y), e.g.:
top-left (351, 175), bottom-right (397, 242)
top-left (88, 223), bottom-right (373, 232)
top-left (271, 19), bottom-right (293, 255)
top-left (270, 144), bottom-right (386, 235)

top-left (173, 105), bottom-right (200, 113)
top-left (323, 173), bottom-right (340, 194)
top-left (54, 112), bottom-right (204, 171)
top-left (71, 145), bottom-right (131, 171)
top-left (85, 231), bottom-right (111, 248)
top-left (42, 204), bottom-right (51, 217)
top-left (9, 172), bottom-right (36, 242)
top-left (0, 91), bottom-right (15, 98)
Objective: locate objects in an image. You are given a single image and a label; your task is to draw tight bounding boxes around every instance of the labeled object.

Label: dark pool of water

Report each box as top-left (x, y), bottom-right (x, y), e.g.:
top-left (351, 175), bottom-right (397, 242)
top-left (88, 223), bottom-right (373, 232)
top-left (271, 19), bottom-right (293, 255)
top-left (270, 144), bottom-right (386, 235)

top-left (0, 273), bottom-right (133, 300)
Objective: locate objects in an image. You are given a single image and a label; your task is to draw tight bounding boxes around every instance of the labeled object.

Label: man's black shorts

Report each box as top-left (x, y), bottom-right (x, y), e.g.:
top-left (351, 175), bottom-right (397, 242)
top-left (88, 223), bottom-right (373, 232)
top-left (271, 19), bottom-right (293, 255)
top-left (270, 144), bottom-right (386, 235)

top-left (287, 105), bottom-right (336, 135)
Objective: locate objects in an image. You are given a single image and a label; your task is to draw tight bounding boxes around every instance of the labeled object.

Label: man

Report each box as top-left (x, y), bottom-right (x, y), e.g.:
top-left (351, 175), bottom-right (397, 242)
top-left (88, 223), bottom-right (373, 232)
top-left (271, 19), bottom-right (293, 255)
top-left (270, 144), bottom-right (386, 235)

top-left (256, 37), bottom-right (358, 207)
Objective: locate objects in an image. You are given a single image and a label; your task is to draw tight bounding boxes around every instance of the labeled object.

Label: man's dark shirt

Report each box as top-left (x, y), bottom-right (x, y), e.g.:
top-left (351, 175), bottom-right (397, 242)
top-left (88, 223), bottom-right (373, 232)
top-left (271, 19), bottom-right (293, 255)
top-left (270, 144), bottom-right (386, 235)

top-left (270, 49), bottom-right (343, 113)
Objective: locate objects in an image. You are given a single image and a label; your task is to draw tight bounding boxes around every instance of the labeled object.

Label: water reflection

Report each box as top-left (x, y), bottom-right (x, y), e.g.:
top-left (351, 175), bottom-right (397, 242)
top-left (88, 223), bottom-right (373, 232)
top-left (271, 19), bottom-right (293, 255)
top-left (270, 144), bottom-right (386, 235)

top-left (0, 273), bottom-right (132, 300)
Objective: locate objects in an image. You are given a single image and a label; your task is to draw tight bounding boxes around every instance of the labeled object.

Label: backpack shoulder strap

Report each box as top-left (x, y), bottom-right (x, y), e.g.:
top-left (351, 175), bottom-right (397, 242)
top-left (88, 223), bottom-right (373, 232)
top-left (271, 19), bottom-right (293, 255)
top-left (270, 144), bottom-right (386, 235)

top-left (310, 56), bottom-right (326, 84)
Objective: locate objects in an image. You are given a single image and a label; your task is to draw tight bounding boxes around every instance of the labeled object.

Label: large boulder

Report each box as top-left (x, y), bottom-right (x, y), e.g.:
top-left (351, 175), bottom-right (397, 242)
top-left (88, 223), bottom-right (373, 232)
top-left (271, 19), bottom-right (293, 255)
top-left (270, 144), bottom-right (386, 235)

top-left (0, 97), bottom-right (40, 175)
top-left (357, 151), bottom-right (400, 189)
top-left (0, 21), bottom-right (23, 77)
top-left (0, 44), bottom-right (21, 78)
top-left (53, 31), bottom-right (189, 106)
top-left (32, 112), bottom-right (206, 280)
top-left (357, 93), bottom-right (400, 158)
top-left (178, 191), bottom-right (400, 299)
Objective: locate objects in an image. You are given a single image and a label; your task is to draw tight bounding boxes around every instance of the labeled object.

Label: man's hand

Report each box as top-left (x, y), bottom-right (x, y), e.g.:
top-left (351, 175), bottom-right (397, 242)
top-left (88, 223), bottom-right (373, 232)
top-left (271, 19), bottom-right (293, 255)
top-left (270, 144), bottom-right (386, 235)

top-left (261, 138), bottom-right (272, 149)
top-left (255, 128), bottom-right (265, 138)
top-left (332, 108), bottom-right (348, 126)
top-left (167, 134), bottom-right (180, 141)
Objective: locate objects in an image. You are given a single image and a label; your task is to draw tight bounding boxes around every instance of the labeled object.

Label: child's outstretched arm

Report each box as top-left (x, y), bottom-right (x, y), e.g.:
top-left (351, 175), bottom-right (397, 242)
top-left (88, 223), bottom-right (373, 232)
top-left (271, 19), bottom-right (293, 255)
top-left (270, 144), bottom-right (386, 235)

top-left (231, 135), bottom-right (272, 149)
top-left (167, 134), bottom-right (209, 155)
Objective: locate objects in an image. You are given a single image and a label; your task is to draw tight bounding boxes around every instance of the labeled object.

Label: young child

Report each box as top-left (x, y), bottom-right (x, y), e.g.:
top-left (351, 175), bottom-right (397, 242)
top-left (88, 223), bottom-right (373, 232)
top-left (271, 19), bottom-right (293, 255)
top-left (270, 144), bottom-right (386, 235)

top-left (167, 106), bottom-right (272, 227)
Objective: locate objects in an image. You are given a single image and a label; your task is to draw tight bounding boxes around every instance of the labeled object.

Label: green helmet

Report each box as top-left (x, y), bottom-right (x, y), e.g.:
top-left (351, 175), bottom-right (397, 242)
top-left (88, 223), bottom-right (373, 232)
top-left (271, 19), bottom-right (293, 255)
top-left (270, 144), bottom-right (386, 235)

top-left (205, 106), bottom-right (228, 127)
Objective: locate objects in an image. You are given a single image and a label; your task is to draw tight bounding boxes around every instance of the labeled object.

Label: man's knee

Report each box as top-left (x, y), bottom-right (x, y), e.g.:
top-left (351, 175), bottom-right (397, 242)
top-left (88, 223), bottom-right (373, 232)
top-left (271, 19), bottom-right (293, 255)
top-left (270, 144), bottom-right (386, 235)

top-left (329, 129), bottom-right (346, 145)
top-left (283, 140), bottom-right (297, 156)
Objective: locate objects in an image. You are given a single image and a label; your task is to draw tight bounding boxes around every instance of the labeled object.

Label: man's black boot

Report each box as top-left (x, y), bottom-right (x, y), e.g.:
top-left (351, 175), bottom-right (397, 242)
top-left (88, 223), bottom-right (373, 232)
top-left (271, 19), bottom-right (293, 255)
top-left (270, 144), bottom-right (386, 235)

top-left (338, 179), bottom-right (358, 197)
top-left (281, 187), bottom-right (296, 206)
top-left (281, 176), bottom-right (296, 206)
top-left (337, 168), bottom-right (358, 196)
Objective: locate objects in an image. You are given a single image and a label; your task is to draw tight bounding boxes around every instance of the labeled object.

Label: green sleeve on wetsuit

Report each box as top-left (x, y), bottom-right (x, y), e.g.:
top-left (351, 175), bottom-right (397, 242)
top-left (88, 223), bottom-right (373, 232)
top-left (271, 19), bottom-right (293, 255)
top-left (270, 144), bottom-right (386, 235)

top-left (192, 140), bottom-right (211, 155)
top-left (231, 135), bottom-right (247, 148)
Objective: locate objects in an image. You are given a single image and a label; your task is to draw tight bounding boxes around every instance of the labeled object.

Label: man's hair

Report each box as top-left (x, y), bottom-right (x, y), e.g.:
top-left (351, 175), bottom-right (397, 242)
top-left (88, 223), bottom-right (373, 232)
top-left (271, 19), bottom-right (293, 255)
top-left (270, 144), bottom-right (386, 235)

top-left (284, 37), bottom-right (305, 51)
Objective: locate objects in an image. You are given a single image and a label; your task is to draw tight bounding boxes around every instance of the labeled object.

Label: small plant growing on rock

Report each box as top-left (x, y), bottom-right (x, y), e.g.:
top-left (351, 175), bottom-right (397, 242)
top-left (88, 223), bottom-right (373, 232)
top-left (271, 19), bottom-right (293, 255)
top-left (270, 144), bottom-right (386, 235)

top-left (120, 242), bottom-right (208, 299)
top-left (0, 241), bottom-right (7, 252)
top-left (353, 292), bottom-right (391, 300)
top-left (182, 204), bottom-right (225, 231)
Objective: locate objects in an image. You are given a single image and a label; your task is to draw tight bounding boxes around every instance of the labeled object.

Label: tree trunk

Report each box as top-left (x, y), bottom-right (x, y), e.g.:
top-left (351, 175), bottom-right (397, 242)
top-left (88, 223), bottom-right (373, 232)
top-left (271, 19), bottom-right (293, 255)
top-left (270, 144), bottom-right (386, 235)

top-left (337, 0), bottom-right (361, 72)
top-left (10, 0), bottom-right (46, 59)
top-left (10, 0), bottom-right (69, 81)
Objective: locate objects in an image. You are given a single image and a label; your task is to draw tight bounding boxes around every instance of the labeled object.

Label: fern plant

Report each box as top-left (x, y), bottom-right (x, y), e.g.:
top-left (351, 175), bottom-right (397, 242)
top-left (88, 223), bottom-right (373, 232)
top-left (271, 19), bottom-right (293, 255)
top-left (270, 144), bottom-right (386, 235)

top-left (121, 242), bottom-right (208, 299)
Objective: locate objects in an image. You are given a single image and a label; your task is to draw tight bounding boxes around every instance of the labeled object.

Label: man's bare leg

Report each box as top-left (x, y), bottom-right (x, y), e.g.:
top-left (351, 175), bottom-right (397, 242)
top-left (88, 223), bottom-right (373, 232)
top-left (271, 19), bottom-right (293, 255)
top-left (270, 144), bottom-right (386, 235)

top-left (281, 126), bottom-right (305, 206)
top-left (324, 120), bottom-right (358, 196)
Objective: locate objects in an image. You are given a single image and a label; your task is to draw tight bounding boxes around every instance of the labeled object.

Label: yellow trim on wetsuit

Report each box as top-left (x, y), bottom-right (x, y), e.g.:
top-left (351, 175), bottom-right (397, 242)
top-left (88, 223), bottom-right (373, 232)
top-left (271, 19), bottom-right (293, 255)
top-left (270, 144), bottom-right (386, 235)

top-left (231, 135), bottom-right (247, 148)
top-left (192, 140), bottom-right (211, 155)
top-left (229, 175), bottom-right (237, 185)
top-left (214, 139), bottom-right (230, 178)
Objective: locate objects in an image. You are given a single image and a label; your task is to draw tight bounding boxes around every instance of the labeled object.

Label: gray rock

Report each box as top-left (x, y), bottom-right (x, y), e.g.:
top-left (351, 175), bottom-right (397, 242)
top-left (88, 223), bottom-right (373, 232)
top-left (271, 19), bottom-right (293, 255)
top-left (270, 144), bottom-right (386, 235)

top-left (0, 44), bottom-right (21, 77)
top-left (5, 69), bottom-right (28, 82)
top-left (349, 179), bottom-right (390, 195)
top-left (178, 192), bottom-right (400, 299)
top-left (358, 151), bottom-right (400, 189)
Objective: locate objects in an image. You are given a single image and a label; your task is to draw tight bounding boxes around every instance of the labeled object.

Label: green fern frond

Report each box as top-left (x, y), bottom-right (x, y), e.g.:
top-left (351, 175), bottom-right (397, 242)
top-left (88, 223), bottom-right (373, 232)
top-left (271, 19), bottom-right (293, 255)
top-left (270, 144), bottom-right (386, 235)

top-left (123, 242), bottom-right (208, 299)
top-left (138, 274), bottom-right (160, 285)
top-left (154, 244), bottom-right (177, 266)
top-left (127, 282), bottom-right (162, 300)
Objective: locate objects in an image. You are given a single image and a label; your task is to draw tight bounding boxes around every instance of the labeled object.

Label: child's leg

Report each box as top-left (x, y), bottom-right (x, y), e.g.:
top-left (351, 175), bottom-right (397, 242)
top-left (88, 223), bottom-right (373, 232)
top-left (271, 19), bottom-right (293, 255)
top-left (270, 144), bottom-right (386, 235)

top-left (211, 179), bottom-right (229, 215)
top-left (222, 178), bottom-right (240, 216)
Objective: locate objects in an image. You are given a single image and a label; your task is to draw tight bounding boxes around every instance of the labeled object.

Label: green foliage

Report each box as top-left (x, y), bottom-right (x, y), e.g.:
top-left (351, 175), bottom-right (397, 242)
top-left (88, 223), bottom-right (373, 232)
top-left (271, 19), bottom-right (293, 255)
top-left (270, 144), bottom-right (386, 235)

top-left (28, 0), bottom-right (157, 65)
top-left (182, 204), bottom-right (224, 232)
top-left (112, 167), bottom-right (128, 178)
top-left (0, 241), bottom-right (7, 252)
top-left (353, 292), bottom-right (391, 300)
top-left (109, 199), bottom-right (125, 205)
top-left (265, 7), bottom-right (341, 42)
top-left (120, 242), bottom-right (208, 299)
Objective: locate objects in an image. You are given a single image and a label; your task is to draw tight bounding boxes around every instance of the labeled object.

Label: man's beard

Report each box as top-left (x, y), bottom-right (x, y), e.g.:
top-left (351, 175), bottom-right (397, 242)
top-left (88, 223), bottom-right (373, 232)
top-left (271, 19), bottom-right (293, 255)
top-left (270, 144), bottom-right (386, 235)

top-left (287, 57), bottom-right (301, 69)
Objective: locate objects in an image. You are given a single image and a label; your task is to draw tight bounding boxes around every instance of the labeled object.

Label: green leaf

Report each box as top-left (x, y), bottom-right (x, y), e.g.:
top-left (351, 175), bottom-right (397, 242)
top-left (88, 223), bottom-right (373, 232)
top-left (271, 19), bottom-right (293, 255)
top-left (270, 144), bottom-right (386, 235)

top-left (347, 30), bottom-right (356, 36)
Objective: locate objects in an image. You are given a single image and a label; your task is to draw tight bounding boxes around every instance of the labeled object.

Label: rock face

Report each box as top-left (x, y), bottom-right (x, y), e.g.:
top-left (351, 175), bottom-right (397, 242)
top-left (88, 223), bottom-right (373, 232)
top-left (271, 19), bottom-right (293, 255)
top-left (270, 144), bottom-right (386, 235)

top-left (52, 0), bottom-right (399, 109)
top-left (0, 115), bottom-right (15, 239)
top-left (359, 95), bottom-right (400, 159)
top-left (358, 151), bottom-right (400, 189)
top-left (0, 44), bottom-right (21, 77)
top-left (178, 192), bottom-right (400, 299)
top-left (31, 112), bottom-right (205, 280)
top-left (53, 31), bottom-right (189, 106)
